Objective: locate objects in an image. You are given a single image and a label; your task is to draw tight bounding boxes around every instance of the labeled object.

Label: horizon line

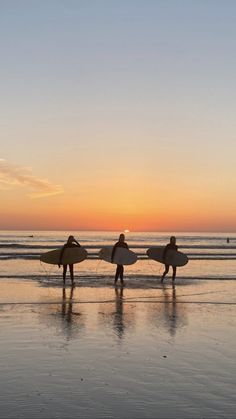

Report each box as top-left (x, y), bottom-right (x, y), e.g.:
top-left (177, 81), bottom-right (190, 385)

top-left (0, 228), bottom-right (235, 234)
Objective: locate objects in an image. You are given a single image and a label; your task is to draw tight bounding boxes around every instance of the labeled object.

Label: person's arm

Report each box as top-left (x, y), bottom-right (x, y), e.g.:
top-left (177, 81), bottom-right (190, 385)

top-left (58, 244), bottom-right (66, 267)
top-left (162, 245), bottom-right (169, 263)
top-left (72, 238), bottom-right (81, 247)
top-left (111, 243), bottom-right (118, 262)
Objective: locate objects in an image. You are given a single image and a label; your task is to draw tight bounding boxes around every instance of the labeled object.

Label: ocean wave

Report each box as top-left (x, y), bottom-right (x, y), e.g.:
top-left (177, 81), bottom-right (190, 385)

top-left (1, 243), bottom-right (236, 249)
top-left (1, 253), bottom-right (236, 261)
top-left (0, 273), bottom-right (236, 282)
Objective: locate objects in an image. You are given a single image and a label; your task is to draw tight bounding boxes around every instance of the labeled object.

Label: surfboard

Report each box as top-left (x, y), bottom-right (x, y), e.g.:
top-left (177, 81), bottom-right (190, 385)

top-left (99, 246), bottom-right (137, 265)
top-left (40, 247), bottom-right (87, 265)
top-left (146, 247), bottom-right (188, 267)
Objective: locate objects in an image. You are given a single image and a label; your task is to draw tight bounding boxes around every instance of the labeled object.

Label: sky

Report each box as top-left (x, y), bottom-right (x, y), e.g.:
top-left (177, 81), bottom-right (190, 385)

top-left (0, 0), bottom-right (236, 231)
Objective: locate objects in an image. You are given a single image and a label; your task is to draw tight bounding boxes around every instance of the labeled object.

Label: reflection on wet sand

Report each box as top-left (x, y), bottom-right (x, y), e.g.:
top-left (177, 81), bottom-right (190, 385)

top-left (98, 287), bottom-right (136, 340)
top-left (37, 285), bottom-right (189, 342)
top-left (147, 284), bottom-right (188, 337)
top-left (38, 286), bottom-right (85, 341)
top-left (1, 279), bottom-right (236, 419)
top-left (161, 284), bottom-right (178, 337)
top-left (61, 287), bottom-right (74, 322)
top-left (114, 287), bottom-right (124, 339)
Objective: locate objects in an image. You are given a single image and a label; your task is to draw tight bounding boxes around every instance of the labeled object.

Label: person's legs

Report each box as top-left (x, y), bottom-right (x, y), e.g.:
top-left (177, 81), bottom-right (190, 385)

top-left (161, 264), bottom-right (169, 283)
top-left (172, 266), bottom-right (177, 282)
top-left (120, 265), bottom-right (124, 286)
top-left (114, 265), bottom-right (119, 285)
top-left (69, 264), bottom-right (74, 286)
top-left (115, 265), bottom-right (124, 285)
top-left (63, 265), bottom-right (67, 285)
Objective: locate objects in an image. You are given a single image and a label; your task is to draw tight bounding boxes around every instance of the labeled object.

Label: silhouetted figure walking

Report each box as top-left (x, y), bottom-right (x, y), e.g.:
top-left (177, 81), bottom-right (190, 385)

top-left (161, 236), bottom-right (178, 283)
top-left (111, 233), bottom-right (128, 286)
top-left (59, 235), bottom-right (81, 286)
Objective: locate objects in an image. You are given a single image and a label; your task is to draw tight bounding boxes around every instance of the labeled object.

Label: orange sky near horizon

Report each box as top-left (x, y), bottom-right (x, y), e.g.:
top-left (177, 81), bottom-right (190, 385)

top-left (1, 180), bottom-right (235, 232)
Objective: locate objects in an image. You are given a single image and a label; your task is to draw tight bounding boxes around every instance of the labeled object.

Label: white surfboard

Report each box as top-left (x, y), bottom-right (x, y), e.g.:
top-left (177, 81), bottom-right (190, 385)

top-left (40, 247), bottom-right (87, 265)
top-left (99, 246), bottom-right (137, 265)
top-left (147, 246), bottom-right (188, 267)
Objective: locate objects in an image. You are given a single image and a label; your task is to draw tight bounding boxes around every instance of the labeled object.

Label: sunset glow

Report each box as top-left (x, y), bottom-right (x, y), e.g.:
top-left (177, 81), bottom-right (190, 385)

top-left (1, 1), bottom-right (236, 232)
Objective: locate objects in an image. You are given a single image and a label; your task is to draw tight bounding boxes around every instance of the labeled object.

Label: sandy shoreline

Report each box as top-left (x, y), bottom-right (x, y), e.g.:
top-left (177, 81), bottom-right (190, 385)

top-left (0, 279), bottom-right (236, 418)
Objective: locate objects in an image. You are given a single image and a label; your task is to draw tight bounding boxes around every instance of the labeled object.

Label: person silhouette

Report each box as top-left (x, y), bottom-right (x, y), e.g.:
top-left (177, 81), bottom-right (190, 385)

top-left (161, 236), bottom-right (178, 283)
top-left (111, 233), bottom-right (129, 286)
top-left (58, 235), bottom-right (81, 287)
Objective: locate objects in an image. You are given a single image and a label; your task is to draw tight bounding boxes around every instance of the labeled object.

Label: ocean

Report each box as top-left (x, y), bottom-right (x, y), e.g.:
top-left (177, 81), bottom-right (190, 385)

top-left (1, 230), bottom-right (236, 283)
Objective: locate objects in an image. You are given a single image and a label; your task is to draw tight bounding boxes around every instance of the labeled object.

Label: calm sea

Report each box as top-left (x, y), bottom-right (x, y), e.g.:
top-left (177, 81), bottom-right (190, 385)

top-left (0, 230), bottom-right (236, 282)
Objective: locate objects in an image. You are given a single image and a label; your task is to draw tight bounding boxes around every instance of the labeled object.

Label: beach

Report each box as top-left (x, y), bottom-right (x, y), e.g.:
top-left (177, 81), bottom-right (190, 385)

top-left (0, 278), bottom-right (236, 418)
top-left (0, 231), bottom-right (236, 418)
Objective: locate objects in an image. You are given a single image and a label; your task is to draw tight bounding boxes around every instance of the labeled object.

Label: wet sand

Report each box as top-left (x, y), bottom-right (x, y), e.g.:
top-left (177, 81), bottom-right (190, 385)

top-left (0, 278), bottom-right (236, 418)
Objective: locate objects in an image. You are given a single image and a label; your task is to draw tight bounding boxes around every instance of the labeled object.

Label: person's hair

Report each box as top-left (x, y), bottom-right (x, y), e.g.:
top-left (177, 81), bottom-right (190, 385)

top-left (67, 235), bottom-right (74, 243)
top-left (119, 233), bottom-right (125, 241)
top-left (170, 236), bottom-right (176, 242)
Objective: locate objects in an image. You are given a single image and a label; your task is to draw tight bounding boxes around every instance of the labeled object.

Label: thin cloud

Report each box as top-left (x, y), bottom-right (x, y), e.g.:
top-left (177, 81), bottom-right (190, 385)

top-left (0, 159), bottom-right (64, 198)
